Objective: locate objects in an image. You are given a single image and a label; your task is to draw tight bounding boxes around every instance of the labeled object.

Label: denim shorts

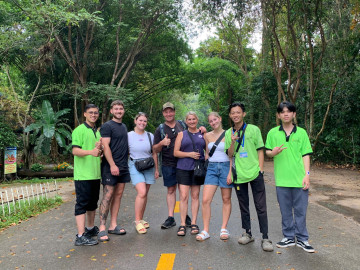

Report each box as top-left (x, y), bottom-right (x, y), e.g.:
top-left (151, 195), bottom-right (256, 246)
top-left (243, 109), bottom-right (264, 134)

top-left (204, 161), bottom-right (233, 188)
top-left (129, 158), bottom-right (156, 186)
top-left (161, 166), bottom-right (177, 187)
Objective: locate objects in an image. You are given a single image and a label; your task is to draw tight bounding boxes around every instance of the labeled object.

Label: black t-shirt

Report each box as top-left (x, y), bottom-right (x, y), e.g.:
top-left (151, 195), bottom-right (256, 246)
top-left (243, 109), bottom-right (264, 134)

top-left (154, 121), bottom-right (185, 167)
top-left (100, 120), bottom-right (129, 170)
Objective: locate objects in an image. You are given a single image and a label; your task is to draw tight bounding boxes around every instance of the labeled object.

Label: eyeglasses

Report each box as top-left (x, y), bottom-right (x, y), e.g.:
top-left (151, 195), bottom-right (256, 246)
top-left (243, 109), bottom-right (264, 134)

top-left (87, 111), bottom-right (99, 115)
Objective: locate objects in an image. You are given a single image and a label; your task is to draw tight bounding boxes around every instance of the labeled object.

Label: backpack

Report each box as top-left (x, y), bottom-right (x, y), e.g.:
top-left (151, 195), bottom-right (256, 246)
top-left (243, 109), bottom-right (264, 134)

top-left (159, 120), bottom-right (187, 139)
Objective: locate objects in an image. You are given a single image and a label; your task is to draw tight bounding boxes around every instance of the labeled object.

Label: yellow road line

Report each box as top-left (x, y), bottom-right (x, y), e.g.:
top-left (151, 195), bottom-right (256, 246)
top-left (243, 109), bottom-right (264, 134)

top-left (156, 253), bottom-right (176, 270)
top-left (174, 201), bottom-right (180, 213)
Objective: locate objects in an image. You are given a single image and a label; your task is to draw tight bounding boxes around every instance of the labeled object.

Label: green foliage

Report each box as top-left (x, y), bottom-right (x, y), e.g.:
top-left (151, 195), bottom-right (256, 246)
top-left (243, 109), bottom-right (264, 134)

top-left (0, 196), bottom-right (63, 230)
top-left (30, 163), bottom-right (44, 172)
top-left (25, 100), bottom-right (72, 156)
top-left (0, 121), bottom-right (18, 149)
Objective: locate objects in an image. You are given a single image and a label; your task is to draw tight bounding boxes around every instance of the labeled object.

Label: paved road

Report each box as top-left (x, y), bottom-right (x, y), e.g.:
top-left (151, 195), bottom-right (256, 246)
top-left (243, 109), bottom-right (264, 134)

top-left (1, 174), bottom-right (359, 270)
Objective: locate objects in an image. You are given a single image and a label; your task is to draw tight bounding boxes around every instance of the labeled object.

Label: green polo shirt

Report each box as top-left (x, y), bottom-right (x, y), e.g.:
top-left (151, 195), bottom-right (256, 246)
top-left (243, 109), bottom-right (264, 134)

top-left (265, 125), bottom-right (313, 188)
top-left (225, 124), bottom-right (264, 184)
top-left (72, 123), bottom-right (101, 180)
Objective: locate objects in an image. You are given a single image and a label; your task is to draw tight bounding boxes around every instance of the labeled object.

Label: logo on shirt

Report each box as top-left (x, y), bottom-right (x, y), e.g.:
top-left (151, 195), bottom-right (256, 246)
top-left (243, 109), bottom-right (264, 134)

top-left (198, 135), bottom-right (203, 138)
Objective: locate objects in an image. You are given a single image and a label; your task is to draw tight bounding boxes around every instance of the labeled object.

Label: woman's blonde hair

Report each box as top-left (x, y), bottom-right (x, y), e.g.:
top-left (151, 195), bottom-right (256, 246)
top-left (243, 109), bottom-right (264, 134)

top-left (185, 111), bottom-right (199, 121)
top-left (208, 111), bottom-right (221, 120)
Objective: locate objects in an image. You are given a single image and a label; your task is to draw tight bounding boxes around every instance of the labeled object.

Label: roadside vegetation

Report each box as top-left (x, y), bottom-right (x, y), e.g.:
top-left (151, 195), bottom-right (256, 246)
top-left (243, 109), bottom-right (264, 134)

top-left (0, 196), bottom-right (63, 230)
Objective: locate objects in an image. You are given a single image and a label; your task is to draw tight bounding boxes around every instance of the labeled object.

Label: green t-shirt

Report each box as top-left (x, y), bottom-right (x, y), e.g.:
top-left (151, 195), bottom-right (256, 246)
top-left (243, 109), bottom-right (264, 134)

top-left (225, 124), bottom-right (264, 184)
top-left (265, 125), bottom-right (313, 188)
top-left (72, 123), bottom-right (101, 180)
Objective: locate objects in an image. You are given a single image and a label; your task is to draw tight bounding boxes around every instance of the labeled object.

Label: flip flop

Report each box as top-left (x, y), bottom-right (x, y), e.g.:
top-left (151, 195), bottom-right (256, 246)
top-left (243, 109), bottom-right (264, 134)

top-left (97, 231), bottom-right (110, 242)
top-left (108, 225), bottom-right (126, 235)
top-left (140, 220), bottom-right (150, 229)
top-left (196, 230), bottom-right (210, 241)
top-left (220, 229), bottom-right (230, 240)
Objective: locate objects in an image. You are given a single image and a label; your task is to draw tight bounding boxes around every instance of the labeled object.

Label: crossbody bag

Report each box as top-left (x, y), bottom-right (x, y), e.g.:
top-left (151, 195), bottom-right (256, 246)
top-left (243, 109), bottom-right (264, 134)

top-left (134, 132), bottom-right (155, 172)
top-left (187, 130), bottom-right (206, 178)
top-left (205, 131), bottom-right (226, 169)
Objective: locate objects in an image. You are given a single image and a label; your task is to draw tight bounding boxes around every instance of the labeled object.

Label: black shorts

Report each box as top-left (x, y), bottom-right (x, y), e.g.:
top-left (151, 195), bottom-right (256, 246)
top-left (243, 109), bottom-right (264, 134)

top-left (176, 169), bottom-right (205, 186)
top-left (101, 169), bottom-right (131, 186)
top-left (74, 180), bottom-right (100, 216)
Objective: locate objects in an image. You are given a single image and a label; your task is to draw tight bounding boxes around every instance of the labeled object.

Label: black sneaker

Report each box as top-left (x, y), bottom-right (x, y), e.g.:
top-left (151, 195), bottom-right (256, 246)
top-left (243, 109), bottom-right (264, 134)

top-left (161, 216), bottom-right (176, 229)
top-left (84, 226), bottom-right (99, 237)
top-left (185, 215), bottom-right (192, 227)
top-left (75, 234), bottom-right (98, 246)
top-left (296, 240), bottom-right (315, 253)
top-left (276, 238), bottom-right (296, 248)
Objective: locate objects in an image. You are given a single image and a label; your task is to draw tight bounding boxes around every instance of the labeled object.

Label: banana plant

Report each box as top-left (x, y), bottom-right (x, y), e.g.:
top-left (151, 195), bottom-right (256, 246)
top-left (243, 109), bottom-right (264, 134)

top-left (25, 100), bottom-right (72, 156)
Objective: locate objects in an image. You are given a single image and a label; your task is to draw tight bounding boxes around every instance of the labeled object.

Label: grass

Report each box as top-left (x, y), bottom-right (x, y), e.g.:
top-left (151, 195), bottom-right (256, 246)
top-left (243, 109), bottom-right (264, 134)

top-left (0, 177), bottom-right (73, 186)
top-left (0, 196), bottom-right (63, 230)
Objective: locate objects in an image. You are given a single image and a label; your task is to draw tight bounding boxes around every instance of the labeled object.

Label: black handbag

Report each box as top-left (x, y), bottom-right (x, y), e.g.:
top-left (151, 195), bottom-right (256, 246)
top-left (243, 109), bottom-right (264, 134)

top-left (134, 133), bottom-right (155, 172)
top-left (205, 131), bottom-right (226, 169)
top-left (187, 131), bottom-right (206, 178)
top-left (231, 124), bottom-right (247, 181)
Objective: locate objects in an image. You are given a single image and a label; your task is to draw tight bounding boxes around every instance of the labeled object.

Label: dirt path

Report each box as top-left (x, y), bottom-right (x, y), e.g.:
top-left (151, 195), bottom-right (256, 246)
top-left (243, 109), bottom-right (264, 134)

top-left (264, 161), bottom-right (360, 224)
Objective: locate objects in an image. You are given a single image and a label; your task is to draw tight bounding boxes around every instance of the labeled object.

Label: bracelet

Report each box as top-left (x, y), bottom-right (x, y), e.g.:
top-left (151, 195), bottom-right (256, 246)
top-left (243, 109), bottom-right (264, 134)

top-left (306, 171), bottom-right (310, 175)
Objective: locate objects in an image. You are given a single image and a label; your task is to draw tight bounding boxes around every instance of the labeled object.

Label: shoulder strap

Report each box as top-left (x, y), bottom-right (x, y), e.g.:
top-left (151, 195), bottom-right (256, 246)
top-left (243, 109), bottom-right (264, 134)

top-left (177, 120), bottom-right (187, 130)
top-left (187, 130), bottom-right (197, 152)
top-left (208, 131), bottom-right (226, 158)
top-left (233, 124), bottom-right (247, 156)
top-left (146, 132), bottom-right (153, 153)
top-left (159, 123), bottom-right (165, 139)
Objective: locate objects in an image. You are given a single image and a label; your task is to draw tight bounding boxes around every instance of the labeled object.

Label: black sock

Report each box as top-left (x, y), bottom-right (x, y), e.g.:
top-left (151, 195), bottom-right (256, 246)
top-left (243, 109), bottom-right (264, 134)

top-left (263, 233), bottom-right (268, 239)
top-left (246, 229), bottom-right (252, 236)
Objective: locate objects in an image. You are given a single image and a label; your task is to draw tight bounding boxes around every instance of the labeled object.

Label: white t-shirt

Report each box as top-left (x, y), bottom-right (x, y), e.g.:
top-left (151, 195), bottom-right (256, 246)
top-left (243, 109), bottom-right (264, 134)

top-left (128, 131), bottom-right (154, 160)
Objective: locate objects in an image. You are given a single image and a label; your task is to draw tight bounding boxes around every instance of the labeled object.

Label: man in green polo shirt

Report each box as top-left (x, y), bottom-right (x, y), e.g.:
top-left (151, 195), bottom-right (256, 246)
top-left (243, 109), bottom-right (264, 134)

top-left (72, 104), bottom-right (102, 246)
top-left (265, 101), bottom-right (315, 253)
top-left (225, 102), bottom-right (273, 252)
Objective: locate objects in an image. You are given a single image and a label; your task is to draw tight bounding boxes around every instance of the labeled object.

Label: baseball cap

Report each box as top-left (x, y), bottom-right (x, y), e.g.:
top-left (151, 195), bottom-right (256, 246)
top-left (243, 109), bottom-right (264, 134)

top-left (162, 102), bottom-right (175, 111)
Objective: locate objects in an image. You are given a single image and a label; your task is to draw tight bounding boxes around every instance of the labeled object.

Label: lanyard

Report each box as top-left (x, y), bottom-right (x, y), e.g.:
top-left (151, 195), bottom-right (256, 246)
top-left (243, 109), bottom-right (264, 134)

top-left (232, 123), bottom-right (247, 153)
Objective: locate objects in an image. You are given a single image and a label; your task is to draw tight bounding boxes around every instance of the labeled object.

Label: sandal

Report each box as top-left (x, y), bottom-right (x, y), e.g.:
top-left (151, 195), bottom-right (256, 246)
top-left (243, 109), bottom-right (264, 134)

top-left (177, 226), bottom-right (186, 236)
top-left (108, 225), bottom-right (126, 235)
top-left (220, 229), bottom-right (230, 240)
top-left (190, 224), bottom-right (199, 235)
top-left (196, 230), bottom-right (210, 241)
top-left (135, 222), bottom-right (147, 234)
top-left (97, 231), bottom-right (110, 242)
top-left (140, 220), bottom-right (150, 229)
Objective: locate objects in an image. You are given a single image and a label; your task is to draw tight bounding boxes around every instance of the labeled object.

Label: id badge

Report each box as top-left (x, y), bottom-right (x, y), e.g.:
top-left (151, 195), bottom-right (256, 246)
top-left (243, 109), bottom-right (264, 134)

top-left (239, 152), bottom-right (248, 158)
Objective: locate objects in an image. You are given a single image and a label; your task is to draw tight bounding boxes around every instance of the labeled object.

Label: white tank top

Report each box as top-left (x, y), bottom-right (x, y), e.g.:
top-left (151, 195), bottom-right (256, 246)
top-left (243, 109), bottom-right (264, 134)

top-left (208, 142), bottom-right (229, 162)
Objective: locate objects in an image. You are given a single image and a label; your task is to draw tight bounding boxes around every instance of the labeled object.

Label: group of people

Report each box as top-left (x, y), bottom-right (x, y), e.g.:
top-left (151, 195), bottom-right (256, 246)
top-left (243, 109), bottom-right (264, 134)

top-left (72, 100), bottom-right (315, 254)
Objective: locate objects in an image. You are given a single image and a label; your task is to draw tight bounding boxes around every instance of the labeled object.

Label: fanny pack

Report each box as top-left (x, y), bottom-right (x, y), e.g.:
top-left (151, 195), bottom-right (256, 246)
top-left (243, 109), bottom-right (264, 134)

top-left (134, 133), bottom-right (155, 172)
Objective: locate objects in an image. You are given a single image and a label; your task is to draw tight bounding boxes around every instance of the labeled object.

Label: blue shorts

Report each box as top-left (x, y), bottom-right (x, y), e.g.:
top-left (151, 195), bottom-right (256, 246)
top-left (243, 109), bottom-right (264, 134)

top-left (161, 166), bottom-right (177, 187)
top-left (129, 159), bottom-right (156, 186)
top-left (204, 161), bottom-right (233, 188)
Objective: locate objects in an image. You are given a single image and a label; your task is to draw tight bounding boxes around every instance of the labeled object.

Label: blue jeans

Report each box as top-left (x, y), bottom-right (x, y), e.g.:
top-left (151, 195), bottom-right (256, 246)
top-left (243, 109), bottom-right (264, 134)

top-left (276, 187), bottom-right (309, 241)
